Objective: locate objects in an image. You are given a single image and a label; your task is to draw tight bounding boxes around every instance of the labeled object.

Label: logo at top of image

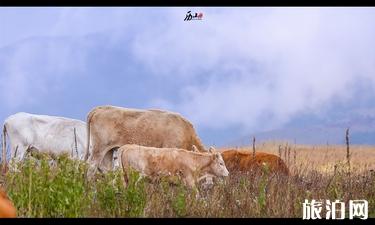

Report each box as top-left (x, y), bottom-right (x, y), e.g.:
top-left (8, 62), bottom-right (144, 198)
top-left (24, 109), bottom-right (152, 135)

top-left (184, 11), bottom-right (203, 21)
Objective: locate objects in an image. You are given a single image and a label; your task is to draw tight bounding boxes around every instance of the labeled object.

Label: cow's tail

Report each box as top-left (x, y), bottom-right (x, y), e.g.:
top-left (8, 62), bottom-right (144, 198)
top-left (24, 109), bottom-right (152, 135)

top-left (84, 110), bottom-right (95, 161)
top-left (119, 148), bottom-right (129, 188)
top-left (2, 123), bottom-right (7, 174)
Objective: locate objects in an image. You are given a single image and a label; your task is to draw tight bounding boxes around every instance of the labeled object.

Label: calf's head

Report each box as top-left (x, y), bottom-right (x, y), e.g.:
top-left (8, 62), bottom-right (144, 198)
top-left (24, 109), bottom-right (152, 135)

top-left (209, 149), bottom-right (229, 177)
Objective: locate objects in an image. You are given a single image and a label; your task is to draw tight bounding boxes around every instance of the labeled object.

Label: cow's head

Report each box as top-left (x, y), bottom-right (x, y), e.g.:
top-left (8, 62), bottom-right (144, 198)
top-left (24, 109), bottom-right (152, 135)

top-left (209, 147), bottom-right (229, 177)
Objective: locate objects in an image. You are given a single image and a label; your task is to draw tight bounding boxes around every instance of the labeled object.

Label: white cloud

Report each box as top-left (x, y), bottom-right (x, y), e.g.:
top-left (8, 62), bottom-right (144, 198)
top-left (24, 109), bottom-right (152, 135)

top-left (0, 39), bottom-right (87, 109)
top-left (2, 7), bottom-right (375, 138)
top-left (131, 8), bottom-right (375, 134)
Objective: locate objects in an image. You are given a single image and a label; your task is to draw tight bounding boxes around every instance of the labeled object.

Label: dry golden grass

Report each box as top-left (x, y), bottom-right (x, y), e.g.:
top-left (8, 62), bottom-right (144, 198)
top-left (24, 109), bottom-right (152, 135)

top-left (220, 142), bottom-right (375, 175)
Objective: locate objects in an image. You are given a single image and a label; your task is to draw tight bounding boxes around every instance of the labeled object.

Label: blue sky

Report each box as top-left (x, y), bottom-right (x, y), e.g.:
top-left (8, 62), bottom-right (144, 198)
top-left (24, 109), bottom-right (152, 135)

top-left (1, 7), bottom-right (375, 146)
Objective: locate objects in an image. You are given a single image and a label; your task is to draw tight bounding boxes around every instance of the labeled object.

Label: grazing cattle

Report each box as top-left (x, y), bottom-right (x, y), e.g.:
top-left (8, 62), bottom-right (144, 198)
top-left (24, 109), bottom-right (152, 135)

top-left (118, 144), bottom-right (229, 189)
top-left (221, 149), bottom-right (290, 176)
top-left (2, 112), bottom-right (87, 172)
top-left (0, 187), bottom-right (16, 218)
top-left (85, 105), bottom-right (206, 179)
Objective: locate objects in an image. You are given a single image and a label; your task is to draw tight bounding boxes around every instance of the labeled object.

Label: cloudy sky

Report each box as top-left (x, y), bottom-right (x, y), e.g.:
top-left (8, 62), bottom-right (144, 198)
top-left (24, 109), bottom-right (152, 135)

top-left (1, 7), bottom-right (375, 146)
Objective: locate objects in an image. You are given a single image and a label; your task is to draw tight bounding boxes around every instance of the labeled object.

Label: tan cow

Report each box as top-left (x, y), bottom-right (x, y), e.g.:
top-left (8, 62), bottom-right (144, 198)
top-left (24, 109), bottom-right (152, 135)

top-left (84, 105), bottom-right (206, 179)
top-left (118, 144), bottom-right (229, 189)
top-left (0, 187), bottom-right (16, 218)
top-left (221, 149), bottom-right (290, 176)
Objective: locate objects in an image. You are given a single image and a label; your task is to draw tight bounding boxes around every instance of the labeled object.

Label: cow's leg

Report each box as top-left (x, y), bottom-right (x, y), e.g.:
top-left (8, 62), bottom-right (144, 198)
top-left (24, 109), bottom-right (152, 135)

top-left (184, 174), bottom-right (201, 199)
top-left (100, 148), bottom-right (114, 173)
top-left (87, 162), bottom-right (99, 181)
top-left (121, 162), bottom-right (131, 189)
top-left (87, 163), bottom-right (99, 181)
top-left (112, 148), bottom-right (120, 170)
top-left (8, 144), bottom-right (17, 172)
top-left (9, 144), bottom-right (27, 172)
top-left (86, 143), bottom-right (108, 180)
top-left (123, 171), bottom-right (129, 188)
top-left (199, 174), bottom-right (214, 190)
top-left (135, 173), bottom-right (146, 187)
top-left (87, 145), bottom-right (115, 180)
top-left (183, 174), bottom-right (197, 189)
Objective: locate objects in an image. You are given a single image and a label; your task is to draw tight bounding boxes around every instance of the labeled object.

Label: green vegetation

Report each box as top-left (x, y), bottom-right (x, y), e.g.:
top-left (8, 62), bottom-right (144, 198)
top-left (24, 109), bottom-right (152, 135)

top-left (1, 153), bottom-right (374, 218)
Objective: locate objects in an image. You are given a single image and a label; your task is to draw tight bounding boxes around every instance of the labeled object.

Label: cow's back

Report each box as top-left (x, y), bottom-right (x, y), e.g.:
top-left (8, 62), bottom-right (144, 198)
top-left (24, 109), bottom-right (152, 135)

top-left (221, 149), bottom-right (289, 176)
top-left (120, 145), bottom-right (184, 176)
top-left (4, 112), bottom-right (87, 159)
top-left (221, 150), bottom-right (242, 171)
top-left (252, 152), bottom-right (290, 176)
top-left (88, 106), bottom-right (205, 152)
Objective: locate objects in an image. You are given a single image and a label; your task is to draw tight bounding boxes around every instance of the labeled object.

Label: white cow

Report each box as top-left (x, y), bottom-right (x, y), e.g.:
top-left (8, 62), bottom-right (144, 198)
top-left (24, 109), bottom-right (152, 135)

top-left (1, 112), bottom-right (87, 170)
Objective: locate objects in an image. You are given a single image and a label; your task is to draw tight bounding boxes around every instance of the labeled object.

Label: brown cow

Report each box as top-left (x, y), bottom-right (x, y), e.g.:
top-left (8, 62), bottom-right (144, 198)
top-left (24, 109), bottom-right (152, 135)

top-left (221, 149), bottom-right (290, 176)
top-left (0, 187), bottom-right (16, 218)
top-left (119, 144), bottom-right (229, 189)
top-left (85, 106), bottom-right (206, 179)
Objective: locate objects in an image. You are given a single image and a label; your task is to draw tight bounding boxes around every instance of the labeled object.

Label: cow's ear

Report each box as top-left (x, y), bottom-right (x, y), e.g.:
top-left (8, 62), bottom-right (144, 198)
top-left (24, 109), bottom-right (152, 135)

top-left (214, 152), bottom-right (220, 159)
top-left (208, 146), bottom-right (216, 153)
top-left (192, 145), bottom-right (198, 152)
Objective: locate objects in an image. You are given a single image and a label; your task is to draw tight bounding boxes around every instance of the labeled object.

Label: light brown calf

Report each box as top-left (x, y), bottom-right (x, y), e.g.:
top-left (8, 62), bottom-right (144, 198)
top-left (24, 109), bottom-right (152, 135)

top-left (119, 144), bottom-right (229, 189)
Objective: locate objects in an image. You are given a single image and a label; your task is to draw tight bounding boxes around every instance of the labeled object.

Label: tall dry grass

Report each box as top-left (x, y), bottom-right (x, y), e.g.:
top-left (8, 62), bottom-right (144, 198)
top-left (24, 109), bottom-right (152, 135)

top-left (0, 142), bottom-right (374, 218)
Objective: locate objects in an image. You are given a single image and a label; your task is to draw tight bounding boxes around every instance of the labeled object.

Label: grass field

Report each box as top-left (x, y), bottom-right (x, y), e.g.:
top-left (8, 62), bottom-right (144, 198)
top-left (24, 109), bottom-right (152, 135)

top-left (0, 142), bottom-right (374, 218)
